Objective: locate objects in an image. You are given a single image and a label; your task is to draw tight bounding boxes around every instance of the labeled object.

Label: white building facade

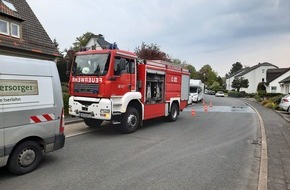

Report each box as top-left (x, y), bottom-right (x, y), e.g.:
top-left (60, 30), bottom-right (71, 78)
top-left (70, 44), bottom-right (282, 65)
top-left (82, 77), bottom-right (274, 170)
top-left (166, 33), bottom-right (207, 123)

top-left (266, 69), bottom-right (290, 94)
top-left (226, 63), bottom-right (277, 93)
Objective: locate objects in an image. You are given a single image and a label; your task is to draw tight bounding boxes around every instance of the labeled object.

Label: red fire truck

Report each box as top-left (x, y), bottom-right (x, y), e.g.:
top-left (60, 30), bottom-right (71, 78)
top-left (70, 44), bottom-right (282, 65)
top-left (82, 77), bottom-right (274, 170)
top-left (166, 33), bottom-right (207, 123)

top-left (68, 48), bottom-right (190, 133)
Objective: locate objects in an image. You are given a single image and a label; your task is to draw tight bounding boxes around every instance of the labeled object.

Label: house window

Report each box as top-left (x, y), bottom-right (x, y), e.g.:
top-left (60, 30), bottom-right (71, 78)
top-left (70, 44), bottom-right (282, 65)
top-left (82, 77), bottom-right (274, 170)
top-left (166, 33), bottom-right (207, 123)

top-left (271, 86), bottom-right (277, 93)
top-left (11, 23), bottom-right (20, 38)
top-left (262, 69), bottom-right (265, 73)
top-left (262, 78), bottom-right (264, 82)
top-left (0, 19), bottom-right (9, 35)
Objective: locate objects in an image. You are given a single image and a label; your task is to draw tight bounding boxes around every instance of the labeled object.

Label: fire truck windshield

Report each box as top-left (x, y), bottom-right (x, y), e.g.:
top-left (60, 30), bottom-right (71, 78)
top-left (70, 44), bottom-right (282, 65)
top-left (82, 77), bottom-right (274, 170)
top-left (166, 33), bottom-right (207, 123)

top-left (73, 53), bottom-right (110, 76)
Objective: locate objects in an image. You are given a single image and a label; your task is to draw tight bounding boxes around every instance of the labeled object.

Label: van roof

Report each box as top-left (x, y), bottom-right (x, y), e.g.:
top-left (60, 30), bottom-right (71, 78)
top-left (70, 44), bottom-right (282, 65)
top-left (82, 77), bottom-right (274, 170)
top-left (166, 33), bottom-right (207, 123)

top-left (0, 55), bottom-right (54, 76)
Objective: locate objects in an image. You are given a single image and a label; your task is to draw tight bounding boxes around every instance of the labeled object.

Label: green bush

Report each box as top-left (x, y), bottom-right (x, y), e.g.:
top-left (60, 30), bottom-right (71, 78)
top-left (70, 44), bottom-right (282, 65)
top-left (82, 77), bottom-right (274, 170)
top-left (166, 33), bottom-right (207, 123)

top-left (61, 82), bottom-right (68, 93)
top-left (63, 93), bottom-right (70, 115)
top-left (269, 95), bottom-right (283, 104)
top-left (228, 91), bottom-right (247, 98)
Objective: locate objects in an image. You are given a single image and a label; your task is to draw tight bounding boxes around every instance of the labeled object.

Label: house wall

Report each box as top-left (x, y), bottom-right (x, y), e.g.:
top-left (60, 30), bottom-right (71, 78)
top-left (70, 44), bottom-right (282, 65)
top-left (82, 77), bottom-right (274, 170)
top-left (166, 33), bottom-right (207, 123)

top-left (240, 65), bottom-right (276, 93)
top-left (226, 77), bottom-right (234, 91)
top-left (86, 38), bottom-right (102, 50)
top-left (281, 83), bottom-right (290, 94)
top-left (267, 71), bottom-right (290, 94)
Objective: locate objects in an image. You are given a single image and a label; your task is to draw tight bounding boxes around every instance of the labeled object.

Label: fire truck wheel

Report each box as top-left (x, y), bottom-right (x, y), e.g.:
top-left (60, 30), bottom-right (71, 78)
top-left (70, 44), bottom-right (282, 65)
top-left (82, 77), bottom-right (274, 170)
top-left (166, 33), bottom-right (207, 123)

top-left (168, 103), bottom-right (179, 122)
top-left (84, 118), bottom-right (103, 127)
top-left (7, 141), bottom-right (43, 175)
top-left (120, 107), bottom-right (140, 134)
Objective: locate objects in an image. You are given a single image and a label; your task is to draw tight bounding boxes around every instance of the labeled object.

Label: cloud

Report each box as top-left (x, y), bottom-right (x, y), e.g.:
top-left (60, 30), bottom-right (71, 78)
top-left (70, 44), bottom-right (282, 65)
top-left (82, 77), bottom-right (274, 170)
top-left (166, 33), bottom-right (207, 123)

top-left (27, 0), bottom-right (290, 76)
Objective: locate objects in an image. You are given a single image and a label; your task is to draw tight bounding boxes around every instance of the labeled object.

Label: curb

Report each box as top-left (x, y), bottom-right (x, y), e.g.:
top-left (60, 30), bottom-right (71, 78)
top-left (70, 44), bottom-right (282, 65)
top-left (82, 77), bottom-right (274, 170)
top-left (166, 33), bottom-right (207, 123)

top-left (245, 102), bottom-right (268, 190)
top-left (64, 118), bottom-right (83, 125)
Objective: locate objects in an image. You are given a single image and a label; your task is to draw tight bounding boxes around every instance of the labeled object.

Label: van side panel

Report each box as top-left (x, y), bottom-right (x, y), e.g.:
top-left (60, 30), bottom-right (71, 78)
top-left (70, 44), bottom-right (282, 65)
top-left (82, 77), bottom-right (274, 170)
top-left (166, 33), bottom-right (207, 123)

top-left (0, 55), bottom-right (65, 170)
top-left (2, 73), bottom-right (56, 150)
top-left (0, 99), bottom-right (4, 167)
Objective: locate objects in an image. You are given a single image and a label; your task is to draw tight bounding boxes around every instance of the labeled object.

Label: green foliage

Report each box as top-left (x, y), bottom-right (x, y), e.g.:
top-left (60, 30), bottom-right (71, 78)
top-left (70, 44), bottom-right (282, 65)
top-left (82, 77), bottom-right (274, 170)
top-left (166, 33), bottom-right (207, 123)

top-left (228, 62), bottom-right (243, 76)
top-left (185, 64), bottom-right (199, 79)
top-left (228, 91), bottom-right (247, 98)
top-left (257, 82), bottom-right (266, 92)
top-left (257, 90), bottom-right (266, 98)
top-left (56, 59), bottom-right (69, 82)
top-left (268, 95), bottom-right (283, 104)
top-left (63, 93), bottom-right (70, 115)
top-left (198, 64), bottom-right (218, 86)
top-left (72, 32), bottom-right (94, 52)
top-left (231, 77), bottom-right (249, 92)
top-left (210, 81), bottom-right (222, 92)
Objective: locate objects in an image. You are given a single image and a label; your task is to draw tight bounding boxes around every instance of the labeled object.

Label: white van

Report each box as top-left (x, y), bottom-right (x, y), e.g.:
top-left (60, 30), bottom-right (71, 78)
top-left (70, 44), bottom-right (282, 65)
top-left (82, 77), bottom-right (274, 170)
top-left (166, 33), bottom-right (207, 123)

top-left (0, 55), bottom-right (65, 175)
top-left (189, 79), bottom-right (204, 104)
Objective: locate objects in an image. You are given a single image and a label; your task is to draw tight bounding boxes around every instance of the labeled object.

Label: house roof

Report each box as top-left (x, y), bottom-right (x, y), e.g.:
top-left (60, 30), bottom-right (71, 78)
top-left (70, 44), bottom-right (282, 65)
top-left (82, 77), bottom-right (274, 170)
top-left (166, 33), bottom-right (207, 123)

top-left (0, 0), bottom-right (60, 57)
top-left (226, 68), bottom-right (247, 79)
top-left (266, 68), bottom-right (290, 83)
top-left (0, 0), bottom-right (23, 21)
top-left (235, 62), bottom-right (277, 78)
top-left (87, 34), bottom-right (111, 49)
top-left (279, 76), bottom-right (290, 84)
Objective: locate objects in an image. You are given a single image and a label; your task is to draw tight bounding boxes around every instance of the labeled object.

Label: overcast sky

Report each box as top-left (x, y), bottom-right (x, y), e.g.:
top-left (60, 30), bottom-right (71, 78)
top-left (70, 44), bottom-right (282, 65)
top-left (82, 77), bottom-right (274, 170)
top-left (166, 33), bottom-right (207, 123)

top-left (26, 0), bottom-right (290, 76)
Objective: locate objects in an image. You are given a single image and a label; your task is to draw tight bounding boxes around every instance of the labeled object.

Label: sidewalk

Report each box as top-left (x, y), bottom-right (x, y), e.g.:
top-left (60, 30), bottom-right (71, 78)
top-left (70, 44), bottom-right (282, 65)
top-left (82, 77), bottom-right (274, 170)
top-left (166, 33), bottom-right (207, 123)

top-left (246, 101), bottom-right (290, 190)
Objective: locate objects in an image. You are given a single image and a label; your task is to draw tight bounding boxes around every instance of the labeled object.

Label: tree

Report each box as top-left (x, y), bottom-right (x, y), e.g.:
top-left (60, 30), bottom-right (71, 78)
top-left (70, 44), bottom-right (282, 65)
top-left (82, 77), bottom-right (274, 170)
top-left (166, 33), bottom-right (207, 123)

top-left (231, 77), bottom-right (249, 92)
top-left (228, 62), bottom-right (243, 76)
top-left (198, 64), bottom-right (218, 86)
top-left (135, 42), bottom-right (170, 61)
top-left (210, 81), bottom-right (221, 92)
top-left (257, 82), bottom-right (266, 92)
top-left (185, 64), bottom-right (199, 79)
top-left (72, 32), bottom-right (94, 52)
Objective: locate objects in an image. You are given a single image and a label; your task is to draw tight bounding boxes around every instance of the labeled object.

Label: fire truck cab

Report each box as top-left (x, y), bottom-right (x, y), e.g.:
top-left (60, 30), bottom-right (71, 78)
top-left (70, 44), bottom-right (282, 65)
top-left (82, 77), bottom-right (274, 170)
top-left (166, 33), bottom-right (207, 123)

top-left (68, 48), bottom-right (190, 133)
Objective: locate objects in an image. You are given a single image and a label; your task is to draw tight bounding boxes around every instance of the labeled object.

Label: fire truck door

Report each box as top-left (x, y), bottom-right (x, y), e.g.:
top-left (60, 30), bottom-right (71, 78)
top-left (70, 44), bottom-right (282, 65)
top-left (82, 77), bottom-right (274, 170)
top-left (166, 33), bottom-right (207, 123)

top-left (113, 57), bottom-right (136, 95)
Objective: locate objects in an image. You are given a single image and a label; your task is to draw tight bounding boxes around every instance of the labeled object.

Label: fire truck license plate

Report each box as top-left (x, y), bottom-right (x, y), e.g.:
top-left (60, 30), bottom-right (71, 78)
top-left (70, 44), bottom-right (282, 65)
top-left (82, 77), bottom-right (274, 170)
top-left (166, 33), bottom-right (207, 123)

top-left (80, 113), bottom-right (92, 118)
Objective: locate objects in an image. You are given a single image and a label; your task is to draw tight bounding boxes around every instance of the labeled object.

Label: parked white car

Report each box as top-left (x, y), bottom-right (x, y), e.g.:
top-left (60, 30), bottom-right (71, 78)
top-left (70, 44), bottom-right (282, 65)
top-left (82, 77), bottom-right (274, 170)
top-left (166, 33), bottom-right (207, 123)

top-left (279, 94), bottom-right (290, 113)
top-left (215, 91), bottom-right (225, 97)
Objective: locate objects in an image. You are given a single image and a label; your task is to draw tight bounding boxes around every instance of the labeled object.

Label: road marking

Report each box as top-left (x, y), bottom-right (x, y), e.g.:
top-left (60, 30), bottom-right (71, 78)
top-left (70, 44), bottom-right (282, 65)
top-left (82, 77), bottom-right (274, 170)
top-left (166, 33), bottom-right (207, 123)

top-left (184, 106), bottom-right (255, 113)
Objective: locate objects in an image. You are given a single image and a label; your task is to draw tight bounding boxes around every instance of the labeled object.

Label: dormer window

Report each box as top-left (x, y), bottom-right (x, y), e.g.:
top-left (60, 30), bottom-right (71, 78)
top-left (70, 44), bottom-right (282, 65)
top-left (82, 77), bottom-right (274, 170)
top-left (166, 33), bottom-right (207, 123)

top-left (0, 19), bottom-right (20, 38)
top-left (0, 19), bottom-right (9, 35)
top-left (11, 23), bottom-right (19, 37)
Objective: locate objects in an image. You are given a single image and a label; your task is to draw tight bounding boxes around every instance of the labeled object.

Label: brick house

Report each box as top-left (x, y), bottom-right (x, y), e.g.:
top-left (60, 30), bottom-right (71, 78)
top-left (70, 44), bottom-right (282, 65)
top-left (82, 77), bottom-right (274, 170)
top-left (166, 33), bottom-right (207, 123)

top-left (0, 0), bottom-right (60, 61)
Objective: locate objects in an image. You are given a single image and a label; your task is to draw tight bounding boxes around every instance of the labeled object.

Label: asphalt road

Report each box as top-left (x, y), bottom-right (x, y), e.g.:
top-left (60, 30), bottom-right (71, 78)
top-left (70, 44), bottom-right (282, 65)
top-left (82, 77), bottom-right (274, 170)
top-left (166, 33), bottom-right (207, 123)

top-left (0, 95), bottom-right (260, 190)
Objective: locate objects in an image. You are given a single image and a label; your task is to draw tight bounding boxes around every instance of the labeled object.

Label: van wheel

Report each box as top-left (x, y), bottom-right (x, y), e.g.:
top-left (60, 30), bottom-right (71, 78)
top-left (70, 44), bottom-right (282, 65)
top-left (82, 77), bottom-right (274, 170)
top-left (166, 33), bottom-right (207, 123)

top-left (7, 141), bottom-right (43, 175)
top-left (84, 118), bottom-right (103, 127)
top-left (119, 107), bottom-right (140, 134)
top-left (167, 103), bottom-right (179, 122)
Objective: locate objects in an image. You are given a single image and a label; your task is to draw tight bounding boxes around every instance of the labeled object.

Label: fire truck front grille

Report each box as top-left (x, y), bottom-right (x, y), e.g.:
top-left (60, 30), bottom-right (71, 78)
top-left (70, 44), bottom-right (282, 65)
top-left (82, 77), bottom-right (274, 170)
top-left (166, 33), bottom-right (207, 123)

top-left (74, 83), bottom-right (99, 94)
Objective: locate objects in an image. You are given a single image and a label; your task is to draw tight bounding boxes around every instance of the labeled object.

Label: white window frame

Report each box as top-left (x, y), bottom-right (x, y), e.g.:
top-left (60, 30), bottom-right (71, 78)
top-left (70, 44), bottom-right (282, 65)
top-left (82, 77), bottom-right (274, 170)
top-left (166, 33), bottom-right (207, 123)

top-left (11, 23), bottom-right (20, 38)
top-left (271, 86), bottom-right (277, 93)
top-left (0, 19), bottom-right (9, 35)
